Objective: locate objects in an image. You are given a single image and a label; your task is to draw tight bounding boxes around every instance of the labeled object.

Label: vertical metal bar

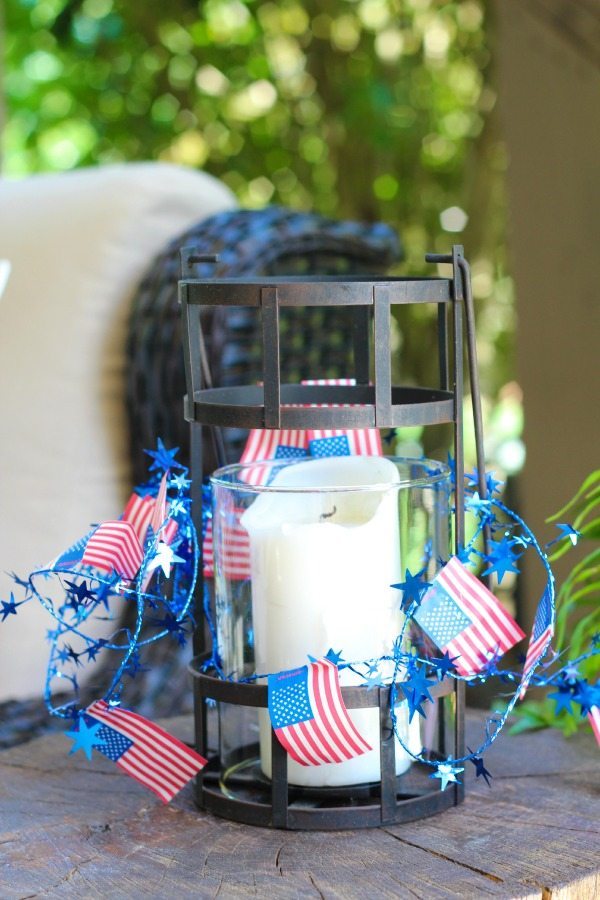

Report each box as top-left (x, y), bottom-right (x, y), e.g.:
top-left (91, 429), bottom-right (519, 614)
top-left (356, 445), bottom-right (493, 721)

top-left (459, 253), bottom-right (490, 560)
top-left (451, 246), bottom-right (466, 806)
top-left (438, 302), bottom-right (449, 391)
top-left (453, 680), bottom-right (466, 806)
top-left (352, 305), bottom-right (371, 384)
top-left (373, 287), bottom-right (392, 426)
top-left (261, 287), bottom-right (281, 429)
top-left (271, 729), bottom-right (289, 828)
top-left (179, 283), bottom-right (200, 402)
top-left (193, 677), bottom-right (208, 808)
top-left (379, 689), bottom-right (397, 823)
top-left (190, 421), bottom-right (206, 659)
top-left (452, 249), bottom-right (465, 553)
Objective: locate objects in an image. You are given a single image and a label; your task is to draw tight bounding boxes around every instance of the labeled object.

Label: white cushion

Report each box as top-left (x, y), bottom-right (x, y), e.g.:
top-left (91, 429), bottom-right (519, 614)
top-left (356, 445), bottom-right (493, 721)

top-left (0, 162), bottom-right (237, 701)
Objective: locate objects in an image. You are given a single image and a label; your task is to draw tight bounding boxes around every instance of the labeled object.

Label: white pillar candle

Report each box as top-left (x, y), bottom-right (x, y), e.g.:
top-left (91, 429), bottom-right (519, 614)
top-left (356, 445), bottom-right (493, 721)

top-left (241, 455), bottom-right (421, 787)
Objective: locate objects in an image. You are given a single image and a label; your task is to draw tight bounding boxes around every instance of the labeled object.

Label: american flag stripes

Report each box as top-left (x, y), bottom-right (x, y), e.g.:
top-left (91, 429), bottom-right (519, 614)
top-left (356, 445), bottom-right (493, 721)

top-left (122, 492), bottom-right (155, 542)
top-left (202, 511), bottom-right (251, 580)
top-left (149, 472), bottom-right (168, 536)
top-left (414, 557), bottom-right (526, 677)
top-left (589, 706), bottom-right (600, 747)
top-left (85, 699), bottom-right (206, 802)
top-left (519, 586), bottom-right (554, 697)
top-left (268, 657), bottom-right (372, 766)
top-left (81, 521), bottom-right (143, 580)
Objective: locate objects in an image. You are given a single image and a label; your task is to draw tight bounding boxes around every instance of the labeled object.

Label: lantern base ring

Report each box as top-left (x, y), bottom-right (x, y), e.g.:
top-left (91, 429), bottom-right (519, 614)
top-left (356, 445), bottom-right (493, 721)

top-left (190, 657), bottom-right (464, 830)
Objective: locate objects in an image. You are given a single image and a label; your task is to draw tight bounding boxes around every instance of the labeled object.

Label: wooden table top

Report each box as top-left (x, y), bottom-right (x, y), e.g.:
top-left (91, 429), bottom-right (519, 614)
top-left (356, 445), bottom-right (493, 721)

top-left (1, 711), bottom-right (598, 899)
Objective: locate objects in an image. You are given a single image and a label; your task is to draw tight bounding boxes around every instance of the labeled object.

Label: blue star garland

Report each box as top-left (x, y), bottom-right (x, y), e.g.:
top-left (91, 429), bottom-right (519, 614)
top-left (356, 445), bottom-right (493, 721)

top-left (4, 446), bottom-right (600, 794)
top-left (4, 441), bottom-right (197, 720)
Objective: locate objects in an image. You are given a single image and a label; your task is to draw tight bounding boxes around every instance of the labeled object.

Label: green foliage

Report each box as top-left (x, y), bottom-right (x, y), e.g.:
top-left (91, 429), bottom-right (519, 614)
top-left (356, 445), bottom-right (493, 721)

top-left (515, 471), bottom-right (600, 736)
top-left (4, 0), bottom-right (514, 460)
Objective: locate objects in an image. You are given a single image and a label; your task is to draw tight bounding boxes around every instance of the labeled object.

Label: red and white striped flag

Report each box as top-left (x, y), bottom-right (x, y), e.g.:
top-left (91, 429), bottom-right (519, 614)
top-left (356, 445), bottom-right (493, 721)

top-left (414, 557), bottom-right (526, 677)
top-left (203, 509), bottom-right (250, 580)
top-left (84, 699), bottom-right (206, 802)
top-left (122, 493), bottom-right (155, 542)
top-left (149, 472), bottom-right (168, 537)
top-left (81, 521), bottom-right (143, 580)
top-left (239, 429), bottom-right (308, 485)
top-left (589, 706), bottom-right (600, 747)
top-left (519, 586), bottom-right (554, 697)
top-left (268, 657), bottom-right (372, 766)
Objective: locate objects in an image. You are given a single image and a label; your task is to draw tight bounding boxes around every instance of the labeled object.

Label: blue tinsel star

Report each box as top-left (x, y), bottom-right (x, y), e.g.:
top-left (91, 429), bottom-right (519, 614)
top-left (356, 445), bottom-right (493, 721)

top-left (391, 568), bottom-right (430, 612)
top-left (433, 652), bottom-right (459, 680)
top-left (325, 648), bottom-right (344, 665)
top-left (482, 537), bottom-right (522, 583)
top-left (546, 523), bottom-right (581, 548)
top-left (147, 542), bottom-right (185, 578)
top-left (170, 472), bottom-right (192, 490)
top-left (430, 762), bottom-right (463, 791)
top-left (0, 593), bottom-right (26, 622)
top-left (466, 492), bottom-right (492, 516)
top-left (573, 680), bottom-right (600, 715)
top-left (548, 685), bottom-right (575, 715)
top-left (64, 579), bottom-right (96, 607)
top-left (365, 672), bottom-right (383, 690)
top-left (84, 639), bottom-right (108, 663)
top-left (467, 749), bottom-right (492, 787)
top-left (66, 718), bottom-right (106, 761)
top-left (466, 468), bottom-right (503, 497)
top-left (144, 438), bottom-right (183, 473)
top-left (399, 665), bottom-right (436, 722)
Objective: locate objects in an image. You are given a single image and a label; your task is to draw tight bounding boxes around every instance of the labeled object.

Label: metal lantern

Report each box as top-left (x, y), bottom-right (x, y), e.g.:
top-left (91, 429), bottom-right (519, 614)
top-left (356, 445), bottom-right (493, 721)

top-left (180, 245), bottom-right (487, 829)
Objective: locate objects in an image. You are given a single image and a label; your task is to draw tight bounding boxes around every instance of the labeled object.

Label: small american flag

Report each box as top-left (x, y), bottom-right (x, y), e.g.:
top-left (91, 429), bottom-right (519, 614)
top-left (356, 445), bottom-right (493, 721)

top-left (414, 557), bottom-right (525, 677)
top-left (519, 586), bottom-right (554, 697)
top-left (239, 429), bottom-right (308, 485)
top-left (202, 510), bottom-right (251, 581)
top-left (268, 657), bottom-right (372, 766)
top-left (307, 429), bottom-right (382, 457)
top-left (81, 521), bottom-right (143, 580)
top-left (85, 699), bottom-right (207, 802)
top-left (589, 706), bottom-right (600, 747)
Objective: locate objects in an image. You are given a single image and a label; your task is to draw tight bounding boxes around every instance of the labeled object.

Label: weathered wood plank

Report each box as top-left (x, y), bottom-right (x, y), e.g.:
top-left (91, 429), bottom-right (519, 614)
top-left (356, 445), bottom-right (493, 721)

top-left (0, 713), bottom-right (597, 899)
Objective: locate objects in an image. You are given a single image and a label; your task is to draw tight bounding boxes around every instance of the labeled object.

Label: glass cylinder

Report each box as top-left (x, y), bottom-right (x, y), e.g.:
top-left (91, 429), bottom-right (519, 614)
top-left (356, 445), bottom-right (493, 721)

top-left (210, 455), bottom-right (451, 789)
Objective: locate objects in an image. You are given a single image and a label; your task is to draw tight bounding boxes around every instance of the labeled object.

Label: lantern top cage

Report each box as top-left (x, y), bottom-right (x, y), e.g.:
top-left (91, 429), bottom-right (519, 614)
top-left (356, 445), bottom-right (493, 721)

top-left (180, 244), bottom-right (488, 830)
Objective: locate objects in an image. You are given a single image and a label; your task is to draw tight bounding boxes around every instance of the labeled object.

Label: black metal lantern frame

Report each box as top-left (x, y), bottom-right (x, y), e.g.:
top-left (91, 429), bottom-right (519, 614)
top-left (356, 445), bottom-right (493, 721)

top-left (180, 244), bottom-right (487, 829)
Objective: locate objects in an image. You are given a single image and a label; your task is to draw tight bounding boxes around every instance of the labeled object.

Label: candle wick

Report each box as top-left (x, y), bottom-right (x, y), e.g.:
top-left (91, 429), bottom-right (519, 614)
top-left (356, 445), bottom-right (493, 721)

top-left (320, 506), bottom-right (337, 521)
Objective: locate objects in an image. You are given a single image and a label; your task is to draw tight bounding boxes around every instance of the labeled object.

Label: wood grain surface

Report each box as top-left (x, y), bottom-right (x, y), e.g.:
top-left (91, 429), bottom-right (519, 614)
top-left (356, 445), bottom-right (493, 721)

top-left (0, 712), bottom-right (598, 899)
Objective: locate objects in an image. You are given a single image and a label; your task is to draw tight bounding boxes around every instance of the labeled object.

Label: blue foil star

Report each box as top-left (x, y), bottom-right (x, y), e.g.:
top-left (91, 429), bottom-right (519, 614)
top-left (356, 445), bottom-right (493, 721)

top-left (144, 438), bottom-right (183, 473)
top-left (0, 593), bottom-right (26, 622)
top-left (430, 762), bottom-right (463, 791)
top-left (64, 579), bottom-right (96, 606)
top-left (466, 492), bottom-right (492, 516)
top-left (482, 536), bottom-right (522, 583)
top-left (546, 523), bottom-right (581, 548)
top-left (391, 568), bottom-right (430, 612)
top-left (433, 652), bottom-right (459, 680)
top-left (467, 748), bottom-right (492, 786)
top-left (66, 718), bottom-right (107, 761)
top-left (548, 685), bottom-right (575, 715)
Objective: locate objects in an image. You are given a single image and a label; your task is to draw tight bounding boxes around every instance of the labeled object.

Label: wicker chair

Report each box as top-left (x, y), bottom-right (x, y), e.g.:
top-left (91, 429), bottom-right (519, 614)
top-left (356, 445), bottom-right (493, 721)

top-left (0, 207), bottom-right (401, 745)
